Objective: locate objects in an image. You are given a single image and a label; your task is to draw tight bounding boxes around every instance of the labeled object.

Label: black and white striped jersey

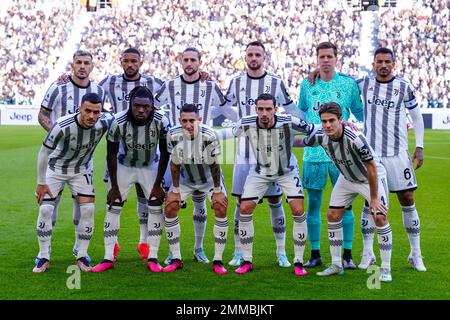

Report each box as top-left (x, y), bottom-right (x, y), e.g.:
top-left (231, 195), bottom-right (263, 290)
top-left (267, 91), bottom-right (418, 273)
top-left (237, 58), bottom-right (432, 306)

top-left (155, 75), bottom-right (226, 126)
top-left (43, 112), bottom-right (114, 175)
top-left (107, 110), bottom-right (170, 168)
top-left (225, 72), bottom-right (296, 158)
top-left (41, 77), bottom-right (105, 123)
top-left (167, 124), bottom-right (221, 185)
top-left (357, 76), bottom-right (419, 156)
top-left (232, 114), bottom-right (312, 177)
top-left (303, 125), bottom-right (379, 183)
top-left (99, 74), bottom-right (164, 113)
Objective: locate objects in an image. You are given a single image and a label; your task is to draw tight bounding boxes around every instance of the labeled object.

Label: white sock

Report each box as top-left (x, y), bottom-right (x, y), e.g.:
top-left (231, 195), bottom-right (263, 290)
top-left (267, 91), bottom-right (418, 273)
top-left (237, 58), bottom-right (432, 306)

top-left (104, 204), bottom-right (121, 261)
top-left (402, 205), bottom-right (421, 256)
top-left (73, 198), bottom-right (81, 251)
top-left (377, 223), bottom-right (393, 270)
top-left (269, 201), bottom-right (286, 255)
top-left (239, 214), bottom-right (254, 263)
top-left (37, 203), bottom-right (54, 260)
top-left (293, 214), bottom-right (307, 264)
top-left (213, 217), bottom-right (228, 262)
top-left (148, 205), bottom-right (163, 260)
top-left (192, 194), bottom-right (207, 250)
top-left (165, 216), bottom-right (181, 260)
top-left (77, 202), bottom-right (95, 259)
top-left (137, 197), bottom-right (149, 243)
top-left (328, 220), bottom-right (343, 266)
top-left (233, 203), bottom-right (242, 254)
top-left (361, 205), bottom-right (375, 256)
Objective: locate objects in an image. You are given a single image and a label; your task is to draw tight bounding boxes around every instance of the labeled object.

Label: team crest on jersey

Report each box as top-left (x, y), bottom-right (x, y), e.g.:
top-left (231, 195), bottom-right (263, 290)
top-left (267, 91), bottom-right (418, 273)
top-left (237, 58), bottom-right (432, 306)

top-left (200, 90), bottom-right (206, 97)
top-left (336, 92), bottom-right (341, 99)
top-left (265, 86), bottom-right (271, 93)
top-left (279, 131), bottom-right (284, 139)
top-left (150, 128), bottom-right (156, 137)
top-left (393, 89), bottom-right (399, 96)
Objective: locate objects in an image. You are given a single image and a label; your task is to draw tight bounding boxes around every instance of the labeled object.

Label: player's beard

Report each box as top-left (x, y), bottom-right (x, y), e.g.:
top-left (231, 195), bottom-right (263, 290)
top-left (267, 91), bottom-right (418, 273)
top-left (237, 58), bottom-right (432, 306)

top-left (247, 61), bottom-right (262, 71)
top-left (183, 67), bottom-right (198, 76)
top-left (125, 68), bottom-right (139, 79)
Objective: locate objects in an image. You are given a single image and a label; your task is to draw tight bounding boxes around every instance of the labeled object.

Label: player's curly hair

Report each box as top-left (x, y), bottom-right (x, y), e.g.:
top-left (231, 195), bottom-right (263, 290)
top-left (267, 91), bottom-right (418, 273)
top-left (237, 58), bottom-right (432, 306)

top-left (127, 86), bottom-right (156, 122)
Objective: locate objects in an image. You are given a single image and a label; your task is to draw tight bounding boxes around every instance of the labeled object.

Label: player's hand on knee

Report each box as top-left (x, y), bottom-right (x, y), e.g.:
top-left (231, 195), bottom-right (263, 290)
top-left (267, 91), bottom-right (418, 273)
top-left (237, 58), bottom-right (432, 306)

top-left (35, 184), bottom-right (53, 205)
top-left (149, 185), bottom-right (165, 205)
top-left (369, 198), bottom-right (388, 216)
top-left (212, 192), bottom-right (228, 208)
top-left (107, 186), bottom-right (122, 209)
top-left (165, 192), bottom-right (181, 209)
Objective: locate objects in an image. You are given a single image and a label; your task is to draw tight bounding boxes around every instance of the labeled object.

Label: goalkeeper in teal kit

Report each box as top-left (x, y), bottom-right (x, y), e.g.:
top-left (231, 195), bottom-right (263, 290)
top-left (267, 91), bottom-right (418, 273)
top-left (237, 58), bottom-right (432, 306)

top-left (298, 42), bottom-right (364, 269)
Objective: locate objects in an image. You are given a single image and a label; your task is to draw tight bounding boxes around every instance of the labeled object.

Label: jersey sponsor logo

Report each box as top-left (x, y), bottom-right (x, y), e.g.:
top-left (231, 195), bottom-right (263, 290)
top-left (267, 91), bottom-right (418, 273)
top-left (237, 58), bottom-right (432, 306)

top-left (368, 96), bottom-right (395, 109)
top-left (126, 142), bottom-right (156, 150)
top-left (241, 97), bottom-right (257, 107)
top-left (117, 91), bottom-right (131, 102)
top-left (333, 158), bottom-right (353, 166)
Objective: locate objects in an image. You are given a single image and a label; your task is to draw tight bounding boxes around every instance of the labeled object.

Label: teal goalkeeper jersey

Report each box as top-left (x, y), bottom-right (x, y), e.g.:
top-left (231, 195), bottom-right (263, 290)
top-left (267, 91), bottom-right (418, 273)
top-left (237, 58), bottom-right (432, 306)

top-left (298, 72), bottom-right (364, 163)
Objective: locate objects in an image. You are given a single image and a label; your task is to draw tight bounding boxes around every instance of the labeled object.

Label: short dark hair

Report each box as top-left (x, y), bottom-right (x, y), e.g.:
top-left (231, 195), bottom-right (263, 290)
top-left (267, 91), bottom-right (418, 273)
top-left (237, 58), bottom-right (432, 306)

top-left (180, 103), bottom-right (199, 115)
top-left (246, 41), bottom-right (265, 52)
top-left (121, 48), bottom-right (141, 58)
top-left (374, 47), bottom-right (395, 60)
top-left (128, 86), bottom-right (154, 107)
top-left (73, 50), bottom-right (93, 60)
top-left (316, 42), bottom-right (338, 57)
top-left (182, 47), bottom-right (201, 60)
top-left (255, 93), bottom-right (276, 107)
top-left (318, 102), bottom-right (342, 118)
top-left (81, 92), bottom-right (102, 105)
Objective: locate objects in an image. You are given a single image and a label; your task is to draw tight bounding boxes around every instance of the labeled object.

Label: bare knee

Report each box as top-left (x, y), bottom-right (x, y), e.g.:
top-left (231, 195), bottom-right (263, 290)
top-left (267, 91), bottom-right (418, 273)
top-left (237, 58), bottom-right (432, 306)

top-left (240, 201), bottom-right (256, 215)
top-left (374, 213), bottom-right (388, 226)
top-left (289, 200), bottom-right (304, 216)
top-left (165, 203), bottom-right (180, 219)
top-left (213, 203), bottom-right (227, 219)
top-left (327, 208), bottom-right (344, 222)
top-left (397, 190), bottom-right (414, 206)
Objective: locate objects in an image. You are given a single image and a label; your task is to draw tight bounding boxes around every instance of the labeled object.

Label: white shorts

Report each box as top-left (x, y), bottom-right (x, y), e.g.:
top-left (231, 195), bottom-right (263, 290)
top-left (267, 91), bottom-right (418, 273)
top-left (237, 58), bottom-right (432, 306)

top-left (380, 150), bottom-right (418, 192)
top-left (45, 168), bottom-right (95, 200)
top-left (329, 168), bottom-right (389, 209)
top-left (232, 155), bottom-right (282, 198)
top-left (108, 162), bottom-right (157, 200)
top-left (241, 166), bottom-right (304, 203)
top-left (170, 175), bottom-right (227, 204)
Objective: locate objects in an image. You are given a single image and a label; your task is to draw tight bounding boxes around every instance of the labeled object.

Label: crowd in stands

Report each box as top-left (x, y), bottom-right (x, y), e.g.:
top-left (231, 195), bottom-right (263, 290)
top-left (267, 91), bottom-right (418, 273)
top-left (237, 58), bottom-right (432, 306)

top-left (0, 0), bottom-right (79, 104)
top-left (0, 0), bottom-right (448, 109)
top-left (378, 0), bottom-right (450, 108)
top-left (78, 0), bottom-right (361, 103)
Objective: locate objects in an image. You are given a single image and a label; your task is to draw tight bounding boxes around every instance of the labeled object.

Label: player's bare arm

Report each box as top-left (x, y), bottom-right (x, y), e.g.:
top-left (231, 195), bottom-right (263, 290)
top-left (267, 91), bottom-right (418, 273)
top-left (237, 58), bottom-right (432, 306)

top-left (210, 162), bottom-right (227, 208)
top-left (106, 140), bottom-right (122, 208)
top-left (166, 161), bottom-right (182, 207)
top-left (365, 159), bottom-right (387, 216)
top-left (38, 107), bottom-right (53, 132)
top-left (35, 145), bottom-right (54, 204)
top-left (149, 137), bottom-right (170, 203)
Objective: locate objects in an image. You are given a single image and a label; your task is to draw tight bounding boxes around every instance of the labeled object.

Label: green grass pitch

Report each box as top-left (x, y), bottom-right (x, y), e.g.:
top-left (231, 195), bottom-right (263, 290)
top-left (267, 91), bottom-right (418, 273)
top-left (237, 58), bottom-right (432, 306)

top-left (0, 126), bottom-right (449, 300)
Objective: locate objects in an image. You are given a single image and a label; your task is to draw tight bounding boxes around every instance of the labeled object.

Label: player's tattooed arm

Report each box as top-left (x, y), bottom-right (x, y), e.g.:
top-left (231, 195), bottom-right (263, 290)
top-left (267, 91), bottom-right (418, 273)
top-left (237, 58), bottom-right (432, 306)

top-left (106, 140), bottom-right (122, 207)
top-left (38, 107), bottom-right (53, 132)
top-left (210, 162), bottom-right (222, 189)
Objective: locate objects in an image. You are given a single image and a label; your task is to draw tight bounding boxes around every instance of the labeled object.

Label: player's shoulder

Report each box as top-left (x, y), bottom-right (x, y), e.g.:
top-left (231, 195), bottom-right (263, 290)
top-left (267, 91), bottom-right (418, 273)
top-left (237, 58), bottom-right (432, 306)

top-left (114, 110), bottom-right (128, 124)
top-left (153, 110), bottom-right (168, 121)
top-left (343, 125), bottom-right (362, 141)
top-left (241, 114), bottom-right (258, 125)
top-left (56, 114), bottom-right (76, 128)
top-left (168, 125), bottom-right (183, 136)
top-left (393, 76), bottom-right (414, 87)
top-left (336, 72), bottom-right (357, 84)
top-left (199, 124), bottom-right (217, 138)
top-left (265, 71), bottom-right (283, 80)
top-left (275, 113), bottom-right (292, 123)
